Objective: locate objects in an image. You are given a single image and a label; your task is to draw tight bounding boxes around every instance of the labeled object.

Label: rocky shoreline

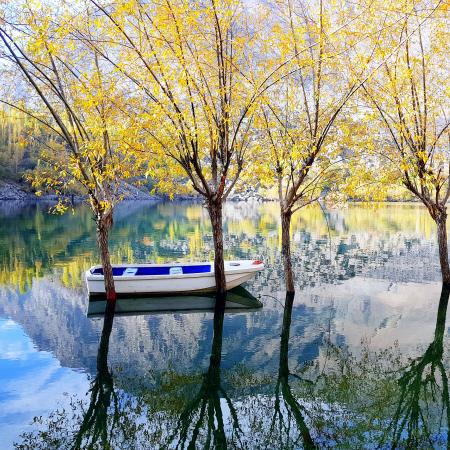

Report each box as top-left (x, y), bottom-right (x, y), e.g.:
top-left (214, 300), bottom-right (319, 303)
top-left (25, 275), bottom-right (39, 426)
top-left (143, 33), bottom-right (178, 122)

top-left (0, 181), bottom-right (36, 201)
top-left (0, 180), bottom-right (266, 203)
top-left (0, 180), bottom-right (184, 203)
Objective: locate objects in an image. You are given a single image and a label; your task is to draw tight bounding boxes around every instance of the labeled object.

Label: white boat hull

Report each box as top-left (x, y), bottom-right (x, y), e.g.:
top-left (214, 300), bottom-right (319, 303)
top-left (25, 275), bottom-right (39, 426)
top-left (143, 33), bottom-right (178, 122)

top-left (85, 260), bottom-right (264, 295)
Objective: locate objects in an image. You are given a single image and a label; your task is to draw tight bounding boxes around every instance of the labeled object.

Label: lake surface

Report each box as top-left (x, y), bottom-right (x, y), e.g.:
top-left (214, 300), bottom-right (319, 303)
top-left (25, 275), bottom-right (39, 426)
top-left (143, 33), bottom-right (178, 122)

top-left (0, 200), bottom-right (449, 449)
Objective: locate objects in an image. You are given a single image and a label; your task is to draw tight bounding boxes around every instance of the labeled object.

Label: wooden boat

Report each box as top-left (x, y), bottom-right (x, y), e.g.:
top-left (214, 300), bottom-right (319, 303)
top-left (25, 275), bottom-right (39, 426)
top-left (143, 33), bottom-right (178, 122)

top-left (85, 259), bottom-right (264, 295)
top-left (87, 286), bottom-right (263, 316)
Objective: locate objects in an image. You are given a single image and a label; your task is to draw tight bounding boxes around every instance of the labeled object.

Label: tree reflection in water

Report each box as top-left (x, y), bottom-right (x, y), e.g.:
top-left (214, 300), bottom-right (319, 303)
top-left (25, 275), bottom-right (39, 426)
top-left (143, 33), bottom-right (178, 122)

top-left (270, 292), bottom-right (316, 449)
top-left (72, 300), bottom-right (117, 449)
top-left (15, 300), bottom-right (146, 450)
top-left (169, 294), bottom-right (243, 449)
top-left (381, 284), bottom-right (450, 448)
top-left (15, 297), bottom-right (246, 449)
top-left (247, 284), bottom-right (450, 448)
top-left (14, 287), bottom-right (450, 449)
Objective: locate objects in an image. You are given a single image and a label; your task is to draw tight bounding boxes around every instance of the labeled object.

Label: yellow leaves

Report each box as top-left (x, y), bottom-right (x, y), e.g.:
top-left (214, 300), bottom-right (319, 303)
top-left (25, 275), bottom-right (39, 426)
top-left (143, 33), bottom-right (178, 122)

top-left (17, 136), bottom-right (28, 148)
top-left (290, 142), bottom-right (310, 162)
top-left (417, 150), bottom-right (428, 164)
top-left (51, 200), bottom-right (69, 215)
top-left (5, 0), bottom-right (448, 212)
top-left (144, 167), bottom-right (155, 179)
top-left (99, 200), bottom-right (111, 211)
top-left (115, 0), bottom-right (137, 16)
top-left (438, 1), bottom-right (450, 12)
top-left (400, 160), bottom-right (409, 172)
top-left (93, 17), bottom-right (104, 30)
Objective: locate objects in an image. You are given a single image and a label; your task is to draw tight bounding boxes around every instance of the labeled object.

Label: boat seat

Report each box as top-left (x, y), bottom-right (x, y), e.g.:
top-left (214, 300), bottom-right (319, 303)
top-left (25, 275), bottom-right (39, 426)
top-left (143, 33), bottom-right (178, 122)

top-left (92, 264), bottom-right (211, 276)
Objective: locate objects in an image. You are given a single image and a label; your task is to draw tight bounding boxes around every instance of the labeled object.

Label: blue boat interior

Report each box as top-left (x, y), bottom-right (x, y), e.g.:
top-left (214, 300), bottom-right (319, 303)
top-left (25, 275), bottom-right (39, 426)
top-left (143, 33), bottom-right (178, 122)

top-left (91, 265), bottom-right (212, 276)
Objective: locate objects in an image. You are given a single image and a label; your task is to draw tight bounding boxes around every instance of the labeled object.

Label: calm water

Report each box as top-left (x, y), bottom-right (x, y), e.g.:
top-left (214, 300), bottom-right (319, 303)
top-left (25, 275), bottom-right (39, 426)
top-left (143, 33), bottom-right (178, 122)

top-left (0, 200), bottom-right (449, 449)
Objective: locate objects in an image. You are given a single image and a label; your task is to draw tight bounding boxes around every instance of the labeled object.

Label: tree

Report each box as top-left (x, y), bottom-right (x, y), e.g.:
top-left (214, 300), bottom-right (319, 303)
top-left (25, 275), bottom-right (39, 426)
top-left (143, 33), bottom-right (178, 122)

top-left (83, 0), bottom-right (265, 293)
top-left (254, 0), bottom-right (378, 293)
top-left (357, 0), bottom-right (450, 283)
top-left (0, 2), bottom-right (139, 301)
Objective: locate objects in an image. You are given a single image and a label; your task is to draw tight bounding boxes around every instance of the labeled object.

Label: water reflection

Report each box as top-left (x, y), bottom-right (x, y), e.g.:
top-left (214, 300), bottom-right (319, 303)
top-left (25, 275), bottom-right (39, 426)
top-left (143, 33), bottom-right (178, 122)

top-left (12, 285), bottom-right (450, 448)
top-left (15, 294), bottom-right (265, 449)
top-left (286, 285), bottom-right (450, 448)
top-left (381, 285), bottom-right (450, 448)
top-left (15, 299), bottom-right (152, 449)
top-left (3, 201), bottom-right (450, 447)
top-left (87, 286), bottom-right (262, 316)
top-left (271, 292), bottom-right (315, 449)
top-left (73, 301), bottom-right (117, 449)
top-left (0, 201), bottom-right (444, 292)
top-left (169, 298), bottom-right (240, 448)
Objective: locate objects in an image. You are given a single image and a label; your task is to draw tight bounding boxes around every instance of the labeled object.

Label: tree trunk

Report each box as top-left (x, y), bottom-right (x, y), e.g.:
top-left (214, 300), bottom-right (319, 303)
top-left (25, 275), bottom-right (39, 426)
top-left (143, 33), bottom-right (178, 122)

top-left (281, 208), bottom-right (295, 294)
top-left (279, 291), bottom-right (295, 378)
top-left (433, 284), bottom-right (450, 349)
top-left (96, 210), bottom-right (116, 303)
top-left (207, 199), bottom-right (227, 294)
top-left (436, 213), bottom-right (450, 286)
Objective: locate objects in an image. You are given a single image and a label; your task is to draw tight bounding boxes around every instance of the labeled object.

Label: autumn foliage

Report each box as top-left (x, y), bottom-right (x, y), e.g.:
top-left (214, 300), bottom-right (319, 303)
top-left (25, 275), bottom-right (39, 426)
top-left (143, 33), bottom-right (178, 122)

top-left (0, 0), bottom-right (449, 291)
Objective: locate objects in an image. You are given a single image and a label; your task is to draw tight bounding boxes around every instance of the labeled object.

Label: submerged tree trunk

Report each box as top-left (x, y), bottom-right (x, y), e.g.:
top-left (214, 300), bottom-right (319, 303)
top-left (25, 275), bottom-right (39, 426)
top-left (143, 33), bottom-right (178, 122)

top-left (207, 199), bottom-right (227, 294)
top-left (281, 208), bottom-right (295, 294)
top-left (96, 210), bottom-right (116, 303)
top-left (97, 298), bottom-right (116, 371)
top-left (436, 213), bottom-right (450, 286)
top-left (279, 291), bottom-right (295, 378)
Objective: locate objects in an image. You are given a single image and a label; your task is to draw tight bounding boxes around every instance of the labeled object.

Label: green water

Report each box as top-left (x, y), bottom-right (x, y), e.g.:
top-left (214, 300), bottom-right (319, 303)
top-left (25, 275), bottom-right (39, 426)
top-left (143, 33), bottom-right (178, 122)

top-left (0, 200), bottom-right (449, 449)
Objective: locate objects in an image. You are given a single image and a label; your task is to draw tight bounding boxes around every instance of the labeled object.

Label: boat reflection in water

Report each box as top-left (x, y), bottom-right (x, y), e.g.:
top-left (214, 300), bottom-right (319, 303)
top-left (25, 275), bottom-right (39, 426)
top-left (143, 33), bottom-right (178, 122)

top-left (82, 291), bottom-right (261, 449)
top-left (87, 286), bottom-right (263, 317)
top-left (16, 290), bottom-right (262, 449)
top-left (14, 285), bottom-right (450, 448)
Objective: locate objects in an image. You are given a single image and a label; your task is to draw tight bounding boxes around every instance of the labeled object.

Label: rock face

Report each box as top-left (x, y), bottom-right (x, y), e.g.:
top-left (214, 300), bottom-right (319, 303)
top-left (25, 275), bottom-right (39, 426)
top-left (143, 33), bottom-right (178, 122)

top-left (0, 179), bottom-right (158, 202)
top-left (228, 185), bottom-right (265, 202)
top-left (0, 177), bottom-right (269, 202)
top-left (0, 181), bottom-right (33, 201)
top-left (118, 182), bottom-right (160, 200)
